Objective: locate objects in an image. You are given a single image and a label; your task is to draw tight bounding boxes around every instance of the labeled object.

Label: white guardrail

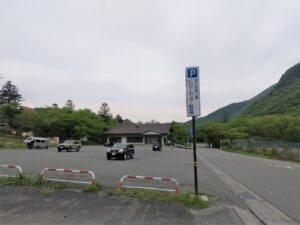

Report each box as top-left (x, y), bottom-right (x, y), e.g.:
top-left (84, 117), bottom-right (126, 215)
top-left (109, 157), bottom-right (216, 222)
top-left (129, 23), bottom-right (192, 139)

top-left (41, 168), bottom-right (96, 185)
top-left (0, 164), bottom-right (23, 177)
top-left (119, 175), bottom-right (180, 195)
top-left (174, 143), bottom-right (193, 149)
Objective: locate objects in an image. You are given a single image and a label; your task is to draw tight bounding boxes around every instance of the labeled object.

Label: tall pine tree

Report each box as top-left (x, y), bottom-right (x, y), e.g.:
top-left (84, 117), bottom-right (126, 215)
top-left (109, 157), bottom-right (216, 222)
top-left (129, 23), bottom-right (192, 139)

top-left (0, 81), bottom-right (23, 104)
top-left (98, 102), bottom-right (112, 122)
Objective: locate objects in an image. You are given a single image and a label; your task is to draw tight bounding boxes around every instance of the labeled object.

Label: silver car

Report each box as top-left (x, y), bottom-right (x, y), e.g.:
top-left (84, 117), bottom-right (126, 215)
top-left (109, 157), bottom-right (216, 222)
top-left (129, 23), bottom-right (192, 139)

top-left (24, 137), bottom-right (48, 150)
top-left (57, 140), bottom-right (82, 152)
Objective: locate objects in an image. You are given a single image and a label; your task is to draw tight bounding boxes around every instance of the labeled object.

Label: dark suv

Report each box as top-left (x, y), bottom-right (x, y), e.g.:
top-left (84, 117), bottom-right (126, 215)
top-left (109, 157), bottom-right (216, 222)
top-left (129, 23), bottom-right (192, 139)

top-left (107, 143), bottom-right (134, 160)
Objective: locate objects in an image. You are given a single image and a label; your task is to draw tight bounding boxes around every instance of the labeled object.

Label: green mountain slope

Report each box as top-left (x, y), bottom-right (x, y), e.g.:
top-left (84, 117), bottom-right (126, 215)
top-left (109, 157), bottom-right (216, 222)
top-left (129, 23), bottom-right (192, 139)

top-left (186, 62), bottom-right (300, 126)
top-left (186, 83), bottom-right (274, 126)
top-left (243, 63), bottom-right (300, 116)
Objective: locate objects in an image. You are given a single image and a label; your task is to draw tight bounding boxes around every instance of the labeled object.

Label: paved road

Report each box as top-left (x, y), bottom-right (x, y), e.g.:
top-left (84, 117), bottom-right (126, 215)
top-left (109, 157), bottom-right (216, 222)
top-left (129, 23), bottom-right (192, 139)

top-left (0, 145), bottom-right (255, 225)
top-left (0, 187), bottom-right (248, 225)
top-left (198, 147), bottom-right (300, 223)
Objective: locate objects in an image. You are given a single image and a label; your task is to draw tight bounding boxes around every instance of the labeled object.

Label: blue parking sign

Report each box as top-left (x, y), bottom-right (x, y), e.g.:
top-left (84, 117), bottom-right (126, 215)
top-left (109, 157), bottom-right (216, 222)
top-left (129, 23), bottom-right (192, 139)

top-left (186, 66), bottom-right (200, 117)
top-left (187, 67), bottom-right (198, 78)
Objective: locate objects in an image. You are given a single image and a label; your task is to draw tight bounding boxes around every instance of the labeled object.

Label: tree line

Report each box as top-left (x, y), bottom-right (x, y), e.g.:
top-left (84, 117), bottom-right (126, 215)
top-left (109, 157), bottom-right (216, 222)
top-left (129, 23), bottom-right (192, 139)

top-left (197, 115), bottom-right (300, 148)
top-left (0, 80), bottom-right (132, 143)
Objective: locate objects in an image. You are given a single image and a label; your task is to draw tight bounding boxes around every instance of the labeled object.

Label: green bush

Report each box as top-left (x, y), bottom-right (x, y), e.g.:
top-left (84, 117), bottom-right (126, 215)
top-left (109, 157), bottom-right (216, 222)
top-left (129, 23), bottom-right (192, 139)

top-left (0, 175), bottom-right (34, 186)
top-left (287, 152), bottom-right (296, 160)
top-left (83, 183), bottom-right (102, 193)
top-left (261, 148), bottom-right (268, 156)
top-left (109, 189), bottom-right (210, 208)
top-left (270, 148), bottom-right (278, 157)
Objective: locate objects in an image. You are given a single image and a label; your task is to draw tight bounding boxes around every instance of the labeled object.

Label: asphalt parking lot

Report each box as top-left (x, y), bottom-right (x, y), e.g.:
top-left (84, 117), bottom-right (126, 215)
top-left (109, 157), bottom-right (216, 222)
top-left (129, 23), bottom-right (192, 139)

top-left (0, 145), bottom-right (244, 198)
top-left (0, 145), bottom-right (251, 203)
top-left (0, 145), bottom-right (261, 225)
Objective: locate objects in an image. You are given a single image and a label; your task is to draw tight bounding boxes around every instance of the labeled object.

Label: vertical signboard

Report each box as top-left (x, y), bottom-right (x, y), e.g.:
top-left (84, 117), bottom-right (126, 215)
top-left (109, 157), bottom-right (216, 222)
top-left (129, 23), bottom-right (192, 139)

top-left (185, 66), bottom-right (200, 196)
top-left (186, 67), bottom-right (201, 117)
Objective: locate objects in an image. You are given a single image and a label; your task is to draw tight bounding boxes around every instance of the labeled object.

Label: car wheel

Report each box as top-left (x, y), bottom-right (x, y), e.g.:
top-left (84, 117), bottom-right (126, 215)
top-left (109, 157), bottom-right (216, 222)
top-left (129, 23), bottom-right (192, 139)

top-left (45, 146), bottom-right (48, 149)
top-left (107, 155), bottom-right (111, 160)
top-left (123, 153), bottom-right (126, 160)
top-left (68, 146), bottom-right (71, 152)
top-left (36, 146), bottom-right (40, 149)
top-left (130, 152), bottom-right (134, 159)
top-left (58, 149), bottom-right (61, 152)
top-left (76, 147), bottom-right (80, 152)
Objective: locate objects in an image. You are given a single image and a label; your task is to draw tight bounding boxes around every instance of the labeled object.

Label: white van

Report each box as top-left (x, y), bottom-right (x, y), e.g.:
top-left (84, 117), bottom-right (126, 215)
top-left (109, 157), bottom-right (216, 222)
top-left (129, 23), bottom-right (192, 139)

top-left (24, 137), bottom-right (48, 149)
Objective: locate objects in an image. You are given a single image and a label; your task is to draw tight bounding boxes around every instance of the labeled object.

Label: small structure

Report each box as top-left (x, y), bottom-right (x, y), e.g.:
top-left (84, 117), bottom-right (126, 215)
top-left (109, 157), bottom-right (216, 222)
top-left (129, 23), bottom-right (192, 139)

top-left (47, 137), bottom-right (60, 144)
top-left (104, 123), bottom-right (172, 145)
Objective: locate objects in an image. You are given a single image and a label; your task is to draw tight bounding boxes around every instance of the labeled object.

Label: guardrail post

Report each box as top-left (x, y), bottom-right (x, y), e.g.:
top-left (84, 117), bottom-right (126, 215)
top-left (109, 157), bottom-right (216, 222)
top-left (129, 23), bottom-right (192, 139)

top-left (41, 168), bottom-right (96, 186)
top-left (0, 165), bottom-right (23, 177)
top-left (119, 175), bottom-right (180, 195)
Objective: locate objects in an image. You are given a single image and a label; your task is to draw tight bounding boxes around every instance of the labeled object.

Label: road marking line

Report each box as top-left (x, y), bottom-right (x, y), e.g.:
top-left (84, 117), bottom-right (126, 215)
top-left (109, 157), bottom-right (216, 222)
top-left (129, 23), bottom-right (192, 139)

top-left (197, 154), bottom-right (298, 225)
top-left (201, 148), bottom-right (300, 169)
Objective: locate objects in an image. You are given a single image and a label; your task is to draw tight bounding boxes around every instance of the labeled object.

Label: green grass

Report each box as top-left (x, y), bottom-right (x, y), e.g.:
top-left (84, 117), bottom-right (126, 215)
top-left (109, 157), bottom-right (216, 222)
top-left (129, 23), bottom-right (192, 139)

top-left (0, 175), bottom-right (211, 208)
top-left (0, 175), bottom-right (83, 190)
top-left (222, 146), bottom-right (300, 163)
top-left (0, 134), bottom-right (26, 149)
top-left (0, 133), bottom-right (57, 149)
top-left (0, 142), bottom-right (26, 149)
top-left (0, 175), bottom-right (34, 186)
top-left (106, 189), bottom-right (210, 208)
top-left (83, 183), bottom-right (102, 193)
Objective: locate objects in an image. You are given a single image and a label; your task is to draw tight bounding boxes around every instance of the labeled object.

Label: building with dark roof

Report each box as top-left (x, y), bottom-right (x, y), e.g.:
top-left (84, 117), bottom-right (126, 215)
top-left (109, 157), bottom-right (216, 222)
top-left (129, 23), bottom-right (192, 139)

top-left (103, 123), bottom-right (172, 145)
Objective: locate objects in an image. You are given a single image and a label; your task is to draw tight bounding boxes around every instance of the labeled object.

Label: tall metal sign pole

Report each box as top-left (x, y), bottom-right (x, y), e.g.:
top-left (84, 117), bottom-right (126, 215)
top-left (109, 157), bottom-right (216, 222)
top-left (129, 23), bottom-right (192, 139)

top-left (185, 67), bottom-right (200, 196)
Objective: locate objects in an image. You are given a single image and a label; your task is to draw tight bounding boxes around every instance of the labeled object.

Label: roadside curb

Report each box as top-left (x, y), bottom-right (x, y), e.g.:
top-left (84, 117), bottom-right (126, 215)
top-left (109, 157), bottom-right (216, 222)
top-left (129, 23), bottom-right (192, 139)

top-left (197, 154), bottom-right (299, 225)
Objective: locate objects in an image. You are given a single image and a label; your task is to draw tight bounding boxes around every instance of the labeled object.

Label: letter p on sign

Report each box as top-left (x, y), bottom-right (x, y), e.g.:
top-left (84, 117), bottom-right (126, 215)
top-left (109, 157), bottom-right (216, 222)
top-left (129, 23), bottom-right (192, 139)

top-left (187, 68), bottom-right (198, 78)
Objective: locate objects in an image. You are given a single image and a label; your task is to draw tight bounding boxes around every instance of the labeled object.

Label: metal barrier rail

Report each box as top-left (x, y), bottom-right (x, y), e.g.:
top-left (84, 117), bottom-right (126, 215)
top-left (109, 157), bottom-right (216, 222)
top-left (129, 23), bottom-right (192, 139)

top-left (41, 168), bottom-right (96, 185)
top-left (0, 164), bottom-right (23, 177)
top-left (174, 143), bottom-right (192, 149)
top-left (119, 175), bottom-right (180, 194)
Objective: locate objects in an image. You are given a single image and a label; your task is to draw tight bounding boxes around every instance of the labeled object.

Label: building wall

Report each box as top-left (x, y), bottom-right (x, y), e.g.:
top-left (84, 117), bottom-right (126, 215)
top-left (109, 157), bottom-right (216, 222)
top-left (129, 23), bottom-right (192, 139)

top-left (106, 134), bottom-right (169, 145)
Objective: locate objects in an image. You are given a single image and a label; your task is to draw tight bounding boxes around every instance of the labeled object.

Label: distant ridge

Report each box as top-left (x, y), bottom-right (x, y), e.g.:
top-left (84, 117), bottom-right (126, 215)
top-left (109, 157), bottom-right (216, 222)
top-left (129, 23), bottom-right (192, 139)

top-left (242, 63), bottom-right (300, 116)
top-left (186, 62), bottom-right (300, 126)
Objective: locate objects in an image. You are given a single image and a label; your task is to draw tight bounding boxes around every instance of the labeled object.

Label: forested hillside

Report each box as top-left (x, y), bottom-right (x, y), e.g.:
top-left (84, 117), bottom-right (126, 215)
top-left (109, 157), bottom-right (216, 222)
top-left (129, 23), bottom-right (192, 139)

top-left (243, 63), bottom-right (300, 116)
top-left (190, 85), bottom-right (274, 126)
top-left (187, 62), bottom-right (300, 126)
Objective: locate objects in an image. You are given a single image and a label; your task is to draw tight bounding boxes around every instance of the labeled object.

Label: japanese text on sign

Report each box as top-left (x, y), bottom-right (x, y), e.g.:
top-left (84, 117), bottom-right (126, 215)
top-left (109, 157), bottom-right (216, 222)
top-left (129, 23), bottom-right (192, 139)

top-left (186, 67), bottom-right (201, 117)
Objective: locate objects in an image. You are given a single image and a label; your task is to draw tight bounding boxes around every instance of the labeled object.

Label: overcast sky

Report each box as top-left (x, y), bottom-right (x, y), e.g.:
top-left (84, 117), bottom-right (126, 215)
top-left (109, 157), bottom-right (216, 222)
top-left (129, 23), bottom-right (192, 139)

top-left (0, 0), bottom-right (299, 122)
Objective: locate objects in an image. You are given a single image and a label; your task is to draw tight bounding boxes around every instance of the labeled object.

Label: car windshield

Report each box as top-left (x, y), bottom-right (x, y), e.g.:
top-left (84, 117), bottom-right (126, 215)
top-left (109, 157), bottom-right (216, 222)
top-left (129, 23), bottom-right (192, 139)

top-left (112, 143), bottom-right (126, 149)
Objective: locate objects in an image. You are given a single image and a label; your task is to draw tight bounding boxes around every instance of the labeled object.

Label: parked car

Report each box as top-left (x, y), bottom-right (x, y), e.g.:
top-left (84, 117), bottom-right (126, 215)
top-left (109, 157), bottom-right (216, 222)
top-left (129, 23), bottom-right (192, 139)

top-left (24, 137), bottom-right (48, 149)
top-left (107, 143), bottom-right (134, 160)
top-left (152, 142), bottom-right (161, 151)
top-left (57, 140), bottom-right (82, 152)
top-left (104, 141), bottom-right (114, 147)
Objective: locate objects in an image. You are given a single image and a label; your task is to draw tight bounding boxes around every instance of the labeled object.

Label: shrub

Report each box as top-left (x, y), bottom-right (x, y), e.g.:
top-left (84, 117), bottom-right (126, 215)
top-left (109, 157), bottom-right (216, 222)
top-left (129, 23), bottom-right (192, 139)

top-left (270, 148), bottom-right (278, 157)
top-left (261, 148), bottom-right (268, 156)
